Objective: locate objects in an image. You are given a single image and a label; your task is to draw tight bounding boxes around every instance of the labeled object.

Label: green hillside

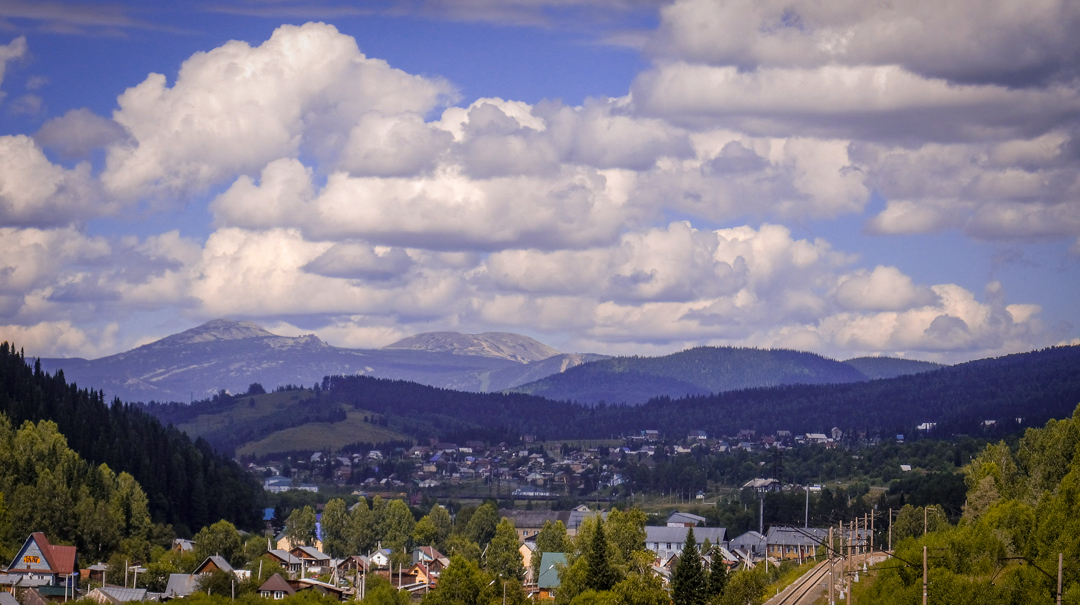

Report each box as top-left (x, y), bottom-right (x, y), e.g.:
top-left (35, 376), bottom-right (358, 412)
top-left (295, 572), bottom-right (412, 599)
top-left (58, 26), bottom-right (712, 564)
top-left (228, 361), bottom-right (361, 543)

top-left (509, 346), bottom-right (868, 404)
top-left (236, 409), bottom-right (409, 457)
top-left (843, 356), bottom-right (945, 379)
top-left (170, 389), bottom-right (409, 456)
top-left (857, 404), bottom-right (1080, 604)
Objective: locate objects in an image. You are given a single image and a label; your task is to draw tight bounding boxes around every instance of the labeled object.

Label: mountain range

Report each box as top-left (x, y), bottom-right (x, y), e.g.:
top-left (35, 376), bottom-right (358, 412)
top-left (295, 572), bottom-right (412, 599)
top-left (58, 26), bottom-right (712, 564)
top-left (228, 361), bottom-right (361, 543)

top-left (38, 320), bottom-right (597, 403)
top-left (40, 319), bottom-right (943, 405)
top-left (193, 343), bottom-right (1080, 456)
top-left (509, 346), bottom-right (874, 405)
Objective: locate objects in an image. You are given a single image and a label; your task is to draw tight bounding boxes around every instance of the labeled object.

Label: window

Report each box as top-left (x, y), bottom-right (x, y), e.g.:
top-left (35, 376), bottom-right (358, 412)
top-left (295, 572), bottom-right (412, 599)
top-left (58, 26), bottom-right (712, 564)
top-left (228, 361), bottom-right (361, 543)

top-left (666, 543), bottom-right (672, 549)
top-left (274, 592), bottom-right (283, 600)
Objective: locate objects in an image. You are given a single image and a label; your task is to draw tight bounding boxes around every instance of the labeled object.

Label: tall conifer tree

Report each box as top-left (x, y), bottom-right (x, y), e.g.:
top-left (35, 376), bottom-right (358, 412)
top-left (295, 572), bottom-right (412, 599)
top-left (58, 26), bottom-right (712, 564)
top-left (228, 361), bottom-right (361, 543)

top-left (706, 545), bottom-right (728, 599)
top-left (585, 518), bottom-right (618, 591)
top-left (671, 527), bottom-right (707, 605)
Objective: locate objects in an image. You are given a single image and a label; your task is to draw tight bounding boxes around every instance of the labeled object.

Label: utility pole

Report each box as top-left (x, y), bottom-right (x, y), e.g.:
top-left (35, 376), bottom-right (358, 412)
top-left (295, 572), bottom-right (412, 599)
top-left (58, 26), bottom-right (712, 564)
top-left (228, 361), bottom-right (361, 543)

top-left (829, 526), bottom-right (835, 605)
top-left (840, 520), bottom-right (845, 585)
top-left (870, 510), bottom-right (874, 555)
top-left (888, 508), bottom-right (892, 552)
top-left (851, 518), bottom-right (856, 605)
top-left (922, 546), bottom-right (928, 605)
top-left (759, 494), bottom-right (764, 535)
top-left (854, 517), bottom-right (859, 564)
top-left (805, 486), bottom-right (810, 528)
top-left (1058, 552), bottom-right (1063, 605)
top-left (923, 506), bottom-right (927, 537)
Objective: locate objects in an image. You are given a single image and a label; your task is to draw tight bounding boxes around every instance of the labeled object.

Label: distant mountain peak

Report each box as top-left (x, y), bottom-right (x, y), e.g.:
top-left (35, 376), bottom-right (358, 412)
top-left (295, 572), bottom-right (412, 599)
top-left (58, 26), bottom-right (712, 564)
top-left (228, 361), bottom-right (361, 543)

top-left (383, 331), bottom-right (560, 363)
top-left (152, 319), bottom-right (276, 347)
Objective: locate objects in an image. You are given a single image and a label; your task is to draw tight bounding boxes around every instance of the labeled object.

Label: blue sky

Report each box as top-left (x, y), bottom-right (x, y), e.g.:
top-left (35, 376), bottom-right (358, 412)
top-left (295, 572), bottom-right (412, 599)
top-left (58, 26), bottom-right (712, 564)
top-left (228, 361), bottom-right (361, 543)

top-left (1, 0), bottom-right (1078, 363)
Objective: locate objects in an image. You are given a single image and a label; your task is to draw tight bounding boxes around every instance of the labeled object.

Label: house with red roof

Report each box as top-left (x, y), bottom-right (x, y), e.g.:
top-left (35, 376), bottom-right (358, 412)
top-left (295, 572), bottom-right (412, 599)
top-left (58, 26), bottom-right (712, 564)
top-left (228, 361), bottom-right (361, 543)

top-left (5, 533), bottom-right (77, 586)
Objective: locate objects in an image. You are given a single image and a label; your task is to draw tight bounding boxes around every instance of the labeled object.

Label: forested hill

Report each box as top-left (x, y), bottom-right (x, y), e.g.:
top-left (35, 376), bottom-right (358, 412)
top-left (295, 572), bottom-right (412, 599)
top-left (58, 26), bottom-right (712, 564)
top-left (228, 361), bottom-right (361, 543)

top-left (842, 356), bottom-right (945, 380)
top-left (323, 375), bottom-right (586, 442)
top-left (322, 345), bottom-right (1080, 441)
top-left (580, 345), bottom-right (1080, 438)
top-left (0, 343), bottom-right (260, 535)
top-left (507, 346), bottom-right (869, 405)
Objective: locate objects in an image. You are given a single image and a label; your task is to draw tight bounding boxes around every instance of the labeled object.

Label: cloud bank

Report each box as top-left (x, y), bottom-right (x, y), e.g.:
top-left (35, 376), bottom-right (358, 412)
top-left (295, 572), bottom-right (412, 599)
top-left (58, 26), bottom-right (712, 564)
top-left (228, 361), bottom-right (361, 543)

top-left (0, 15), bottom-right (1075, 362)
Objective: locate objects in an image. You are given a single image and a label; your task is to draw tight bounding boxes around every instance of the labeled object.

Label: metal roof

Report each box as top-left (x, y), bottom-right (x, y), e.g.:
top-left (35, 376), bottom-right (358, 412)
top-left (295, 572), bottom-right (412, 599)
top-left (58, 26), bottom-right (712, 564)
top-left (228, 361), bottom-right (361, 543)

top-left (194, 555), bottom-right (234, 574)
top-left (95, 587), bottom-right (148, 603)
top-left (537, 553), bottom-right (566, 589)
top-left (268, 550), bottom-right (302, 565)
top-left (765, 527), bottom-right (827, 547)
top-left (164, 574), bottom-right (198, 598)
top-left (667, 512), bottom-right (707, 525)
top-left (645, 526), bottom-right (727, 545)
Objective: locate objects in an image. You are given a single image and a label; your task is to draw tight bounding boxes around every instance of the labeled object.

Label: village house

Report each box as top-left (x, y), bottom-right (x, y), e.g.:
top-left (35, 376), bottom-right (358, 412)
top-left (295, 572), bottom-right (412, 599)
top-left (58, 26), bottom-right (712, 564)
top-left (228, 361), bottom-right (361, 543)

top-left (535, 553), bottom-right (566, 600)
top-left (765, 527), bottom-right (827, 563)
top-left (330, 555), bottom-right (369, 580)
top-left (257, 574), bottom-right (295, 600)
top-left (3, 533), bottom-right (78, 601)
top-left (519, 543), bottom-right (536, 583)
top-left (289, 546), bottom-right (331, 574)
top-left (85, 587), bottom-right (148, 604)
top-left (411, 547), bottom-right (449, 574)
top-left (266, 550), bottom-right (303, 575)
top-left (163, 573), bottom-right (199, 599)
top-left (274, 531), bottom-right (323, 553)
top-left (666, 512), bottom-right (706, 527)
top-left (729, 531), bottom-right (767, 560)
top-left (742, 478), bottom-right (781, 493)
top-left (171, 539), bottom-right (194, 553)
top-left (644, 526), bottom-right (727, 560)
top-left (293, 577), bottom-right (348, 600)
top-left (369, 549), bottom-right (391, 569)
top-left (192, 555), bottom-right (230, 575)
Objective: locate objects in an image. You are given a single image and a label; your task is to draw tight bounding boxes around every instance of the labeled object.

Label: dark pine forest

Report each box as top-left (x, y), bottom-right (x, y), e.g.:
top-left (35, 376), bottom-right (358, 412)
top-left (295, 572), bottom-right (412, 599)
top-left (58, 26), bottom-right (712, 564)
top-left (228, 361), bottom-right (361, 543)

top-left (0, 343), bottom-right (261, 535)
top-left (321, 345), bottom-right (1080, 441)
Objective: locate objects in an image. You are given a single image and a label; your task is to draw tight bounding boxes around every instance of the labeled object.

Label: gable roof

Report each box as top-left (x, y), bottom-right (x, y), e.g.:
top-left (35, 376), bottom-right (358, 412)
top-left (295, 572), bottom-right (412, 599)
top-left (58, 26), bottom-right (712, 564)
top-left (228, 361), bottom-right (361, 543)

top-left (645, 526), bottom-right (727, 546)
top-left (258, 574), bottom-right (295, 596)
top-left (537, 553), bottom-right (566, 589)
top-left (267, 550), bottom-right (302, 565)
top-left (89, 587), bottom-right (148, 603)
top-left (566, 509), bottom-right (606, 530)
top-left (0, 592), bottom-right (18, 605)
top-left (21, 589), bottom-right (49, 605)
top-left (164, 574), bottom-right (198, 599)
top-left (7, 533), bottom-right (76, 576)
top-left (292, 546), bottom-right (330, 561)
top-left (412, 546), bottom-right (446, 562)
top-left (193, 555), bottom-right (234, 574)
top-left (729, 531), bottom-right (767, 557)
top-left (765, 527), bottom-right (828, 547)
top-left (667, 512), bottom-right (706, 526)
top-left (296, 578), bottom-right (345, 595)
top-left (172, 539), bottom-right (194, 552)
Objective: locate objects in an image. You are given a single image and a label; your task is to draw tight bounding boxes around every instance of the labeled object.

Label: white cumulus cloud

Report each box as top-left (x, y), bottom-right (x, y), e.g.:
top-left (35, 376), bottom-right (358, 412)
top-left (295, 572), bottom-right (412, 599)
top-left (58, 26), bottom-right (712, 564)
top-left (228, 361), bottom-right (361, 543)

top-left (102, 22), bottom-right (455, 200)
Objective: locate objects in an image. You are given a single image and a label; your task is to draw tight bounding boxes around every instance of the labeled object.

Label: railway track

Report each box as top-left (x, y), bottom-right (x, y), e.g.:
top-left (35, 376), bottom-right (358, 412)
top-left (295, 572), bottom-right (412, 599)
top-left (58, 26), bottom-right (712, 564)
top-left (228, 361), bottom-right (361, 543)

top-left (764, 559), bottom-right (834, 605)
